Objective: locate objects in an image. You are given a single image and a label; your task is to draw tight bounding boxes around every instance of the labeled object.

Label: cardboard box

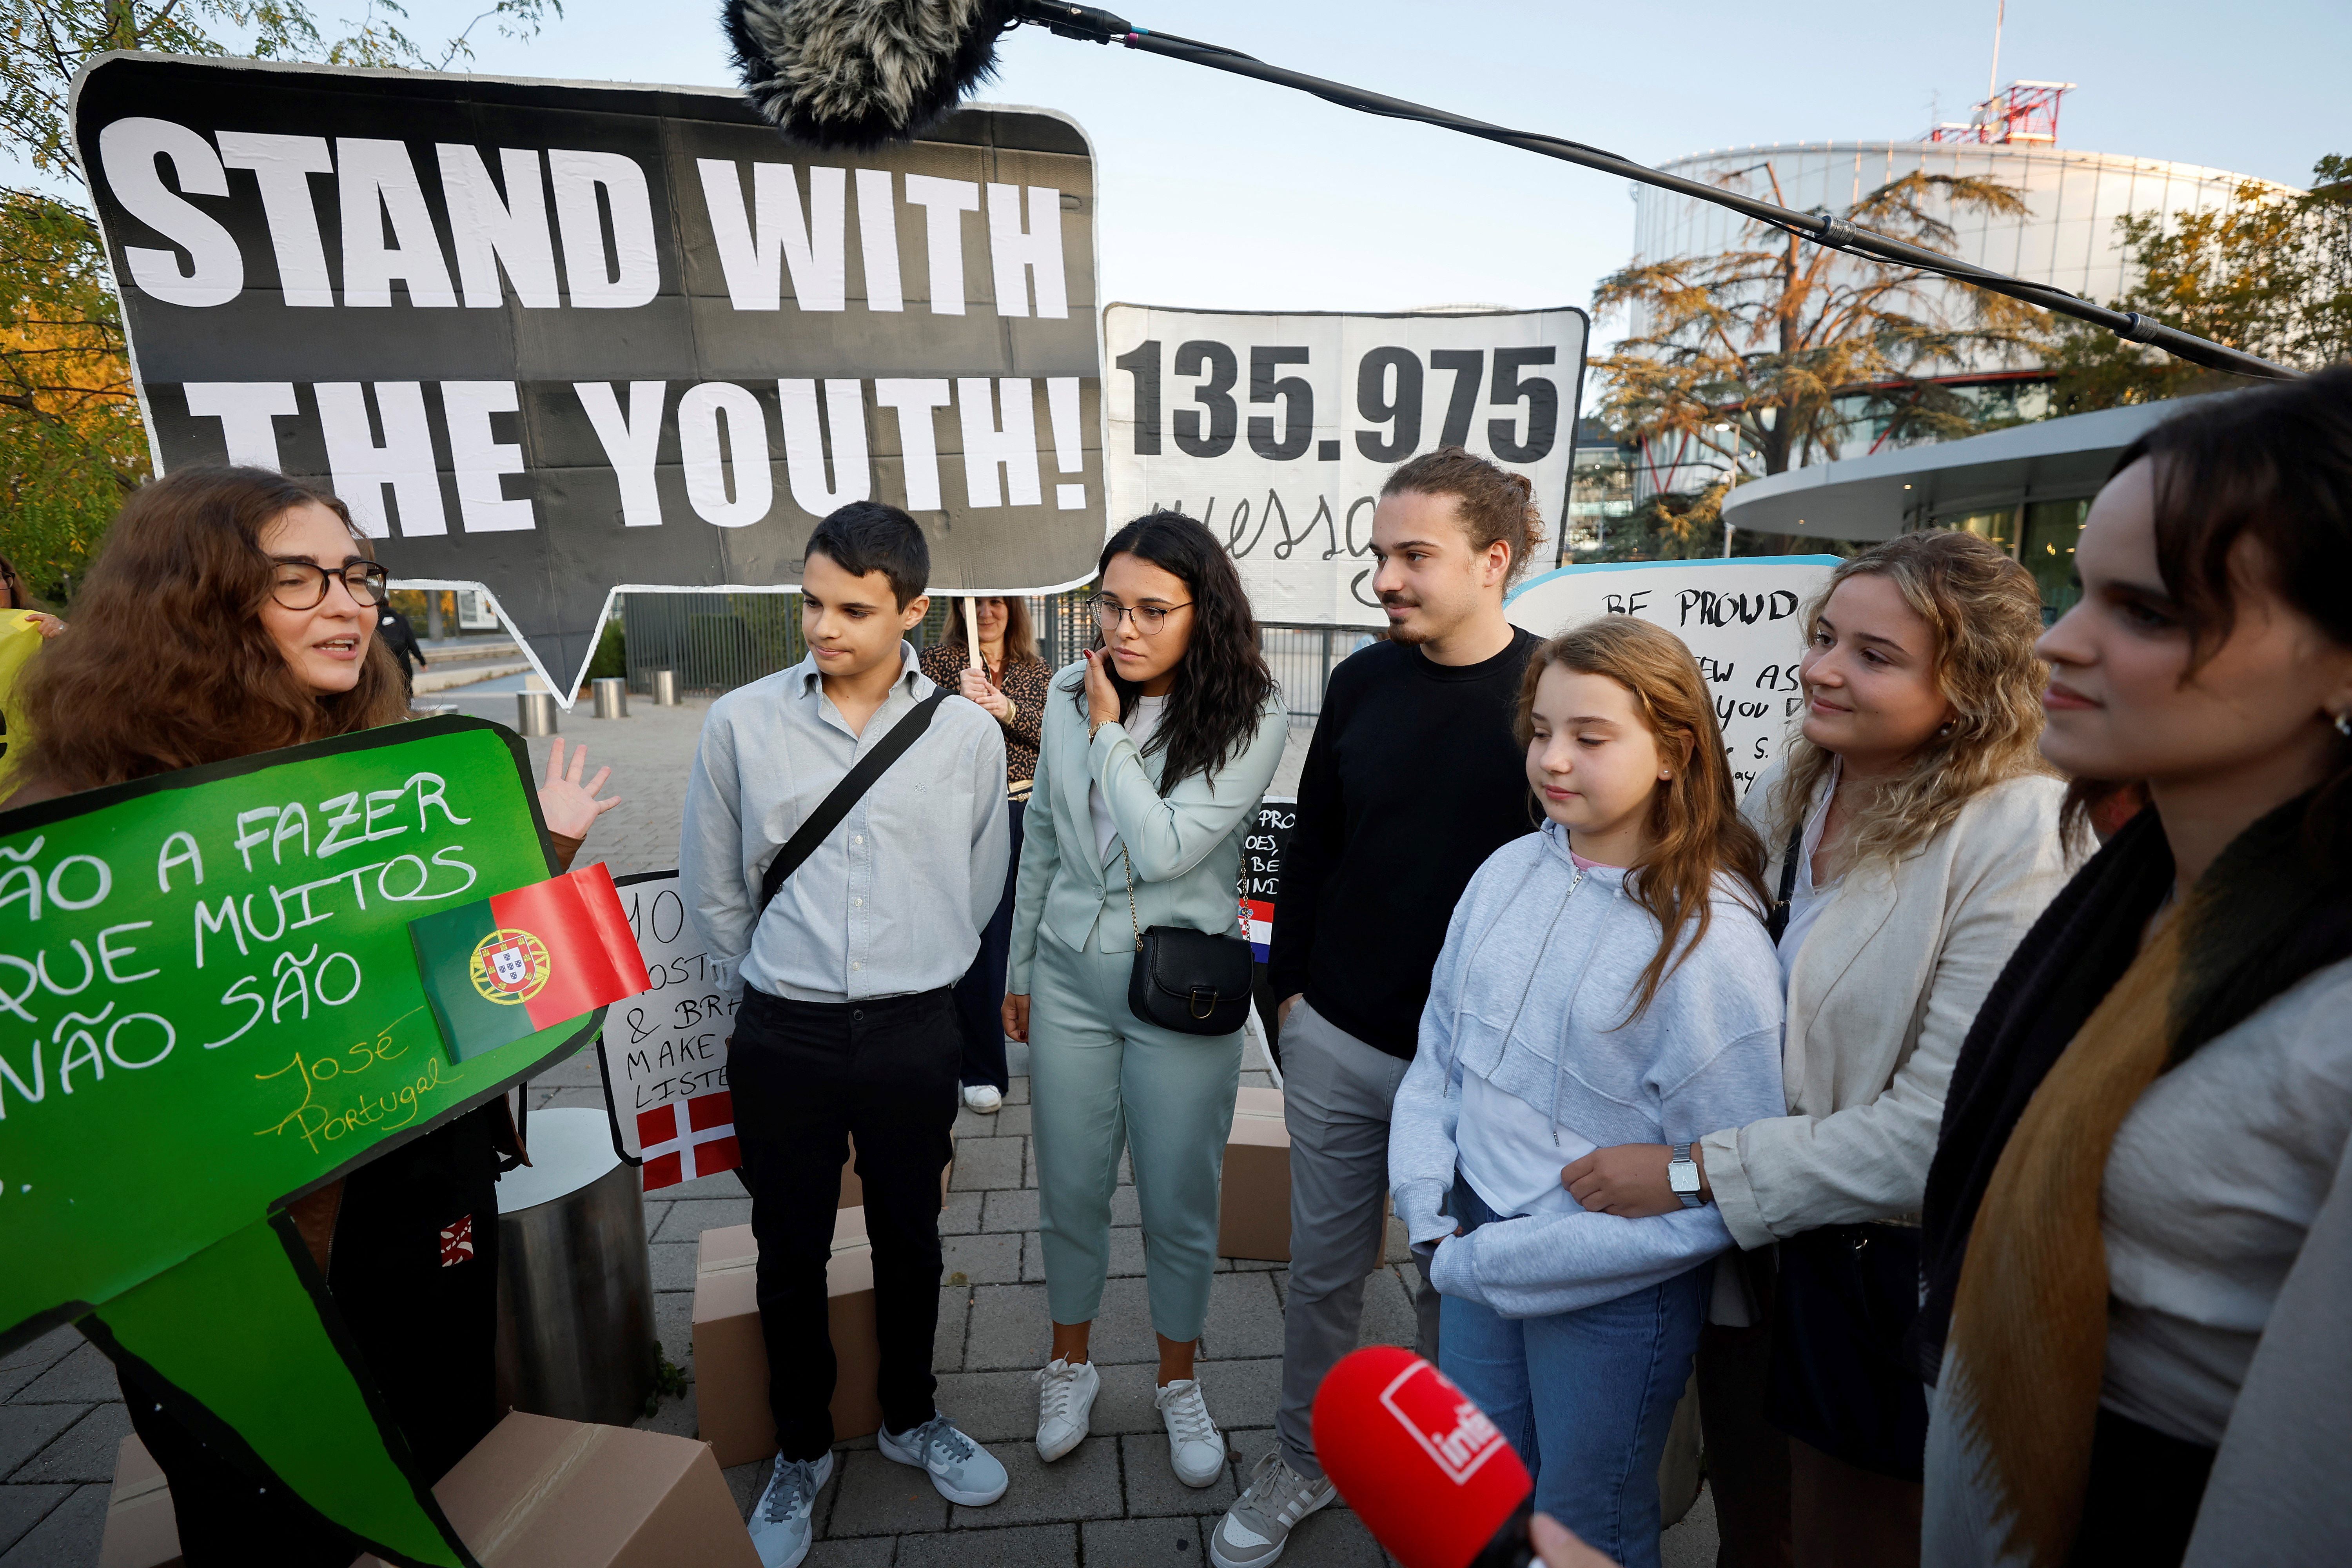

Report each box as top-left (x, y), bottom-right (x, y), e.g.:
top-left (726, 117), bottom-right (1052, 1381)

top-left (354, 1410), bottom-right (754, 1568)
top-left (98, 1436), bottom-right (183, 1568)
top-left (1219, 1086), bottom-right (1292, 1261)
top-left (691, 1208), bottom-right (881, 1468)
top-left (837, 1124), bottom-right (955, 1209)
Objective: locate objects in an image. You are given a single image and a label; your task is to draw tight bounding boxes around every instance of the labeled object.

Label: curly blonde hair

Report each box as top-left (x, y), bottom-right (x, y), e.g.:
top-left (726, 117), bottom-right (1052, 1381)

top-left (1769, 531), bottom-right (2053, 864)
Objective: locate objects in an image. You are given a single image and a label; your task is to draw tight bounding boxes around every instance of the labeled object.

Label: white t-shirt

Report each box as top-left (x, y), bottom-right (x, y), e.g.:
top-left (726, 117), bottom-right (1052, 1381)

top-left (1091, 694), bottom-right (1167, 864)
top-left (1775, 760), bottom-right (1842, 994)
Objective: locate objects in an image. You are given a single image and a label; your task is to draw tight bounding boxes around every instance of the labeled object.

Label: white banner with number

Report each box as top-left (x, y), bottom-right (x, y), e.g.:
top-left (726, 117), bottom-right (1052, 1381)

top-left (1103, 305), bottom-right (1587, 628)
top-left (1506, 557), bottom-right (1842, 799)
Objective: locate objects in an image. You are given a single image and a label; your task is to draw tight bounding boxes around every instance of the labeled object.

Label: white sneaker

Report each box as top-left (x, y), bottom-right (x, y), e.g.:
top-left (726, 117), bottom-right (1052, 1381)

top-left (962, 1083), bottom-right (1004, 1113)
top-left (746, 1449), bottom-right (831, 1568)
top-left (1156, 1376), bottom-right (1226, 1487)
top-left (1211, 1449), bottom-right (1338, 1568)
top-left (1033, 1356), bottom-right (1099, 1461)
top-left (877, 1412), bottom-right (1008, 1506)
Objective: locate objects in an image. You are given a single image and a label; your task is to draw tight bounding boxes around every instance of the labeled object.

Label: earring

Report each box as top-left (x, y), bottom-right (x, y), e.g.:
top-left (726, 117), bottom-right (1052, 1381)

top-left (2336, 711), bottom-right (2352, 737)
top-left (1937, 720), bottom-right (1956, 738)
top-left (1659, 769), bottom-right (1673, 780)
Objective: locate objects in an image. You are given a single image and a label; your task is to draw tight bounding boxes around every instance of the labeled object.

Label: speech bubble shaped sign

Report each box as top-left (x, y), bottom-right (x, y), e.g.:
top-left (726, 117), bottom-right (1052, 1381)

top-left (0, 717), bottom-right (599, 1566)
top-left (72, 53), bottom-right (1106, 702)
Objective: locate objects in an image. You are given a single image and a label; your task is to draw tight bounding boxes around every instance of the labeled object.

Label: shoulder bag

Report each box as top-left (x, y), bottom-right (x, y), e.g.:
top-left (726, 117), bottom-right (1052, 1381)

top-left (1115, 846), bottom-right (1254, 1036)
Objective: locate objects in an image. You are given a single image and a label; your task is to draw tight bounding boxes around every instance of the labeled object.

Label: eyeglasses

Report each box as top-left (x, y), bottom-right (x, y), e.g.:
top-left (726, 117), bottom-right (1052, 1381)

top-left (270, 559), bottom-right (390, 610)
top-left (1091, 593), bottom-right (1192, 636)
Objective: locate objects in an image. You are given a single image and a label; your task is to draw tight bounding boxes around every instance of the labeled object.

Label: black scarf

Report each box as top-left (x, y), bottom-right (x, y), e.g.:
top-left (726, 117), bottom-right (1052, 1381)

top-left (1914, 789), bottom-right (2352, 1382)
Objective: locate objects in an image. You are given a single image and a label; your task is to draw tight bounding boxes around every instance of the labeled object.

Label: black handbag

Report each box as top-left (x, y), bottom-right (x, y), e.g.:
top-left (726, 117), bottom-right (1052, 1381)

top-left (1114, 846), bottom-right (1254, 1036)
top-left (1767, 1222), bottom-right (1931, 1481)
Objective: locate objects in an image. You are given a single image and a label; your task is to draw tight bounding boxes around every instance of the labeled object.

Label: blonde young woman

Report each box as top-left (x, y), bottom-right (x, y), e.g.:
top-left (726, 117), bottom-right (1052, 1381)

top-left (1566, 532), bottom-right (2076, 1568)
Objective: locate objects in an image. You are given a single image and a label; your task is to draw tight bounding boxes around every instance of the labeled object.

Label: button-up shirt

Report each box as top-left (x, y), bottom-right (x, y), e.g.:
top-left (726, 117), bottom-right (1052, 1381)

top-left (680, 643), bottom-right (1009, 1003)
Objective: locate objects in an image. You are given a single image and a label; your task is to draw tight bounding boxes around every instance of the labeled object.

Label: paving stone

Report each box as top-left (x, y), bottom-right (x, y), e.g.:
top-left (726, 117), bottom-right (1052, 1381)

top-left (982, 1188), bottom-right (1040, 1233)
top-left (942, 1231), bottom-right (1022, 1287)
top-left (659, 1168), bottom-right (755, 1201)
top-left (1074, 1277), bottom-right (1164, 1365)
top-left (0, 1484), bottom-right (74, 1556)
top-left (1226, 1253), bottom-right (1285, 1272)
top-left (902, 1521), bottom-right (1076, 1567)
top-left (0, 1482), bottom-right (104, 1568)
top-left (949, 1137), bottom-right (1027, 1192)
top-left (1004, 1075), bottom-right (1031, 1105)
top-left (1355, 1266), bottom-right (1420, 1352)
top-left (536, 1083), bottom-right (608, 1112)
top-left (656, 1290), bottom-right (697, 1379)
top-left (806, 1538), bottom-right (896, 1567)
top-left (1087, 1363), bottom-right (1175, 1437)
top-left (1104, 1227), bottom-right (1149, 1278)
top-left (11, 1344), bottom-right (116, 1405)
top-left (531, 1047), bottom-right (606, 1087)
top-left (653, 1197), bottom-right (753, 1241)
top-left (950, 1431), bottom-right (1120, 1526)
top-left (1663, 1485), bottom-right (1719, 1568)
top-left (939, 1190), bottom-right (986, 1236)
top-left (1111, 1187), bottom-right (1142, 1227)
top-left (987, 1102), bottom-right (1033, 1138)
top-left (964, 1281), bottom-right (1051, 1371)
top-left (1196, 1358), bottom-right (1283, 1440)
top-left (634, 1386), bottom-right (700, 1442)
top-left (1273, 1502), bottom-right (1388, 1566)
top-left (650, 1240), bottom-right (699, 1292)
top-left (931, 1368), bottom-right (1042, 1444)
top-left (936, 1284), bottom-right (971, 1375)
top-left (0, 1330), bottom-right (79, 1377)
top-left (1201, 1273), bottom-right (1285, 1361)
top-left (825, 1447), bottom-right (949, 1535)
top-left (11, 1402), bottom-right (131, 1484)
top-left (1085, 1515), bottom-right (1207, 1566)
top-left (0, 1404), bottom-right (83, 1481)
top-left (1120, 1433), bottom-right (1238, 1517)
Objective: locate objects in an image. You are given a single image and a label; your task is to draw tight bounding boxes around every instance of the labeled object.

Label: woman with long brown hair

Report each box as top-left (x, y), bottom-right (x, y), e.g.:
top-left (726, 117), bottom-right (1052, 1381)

top-left (1564, 532), bottom-right (2074, 1568)
top-left (1387, 615), bottom-right (1786, 1568)
top-left (917, 595), bottom-right (1049, 1112)
top-left (5, 466), bottom-right (620, 1567)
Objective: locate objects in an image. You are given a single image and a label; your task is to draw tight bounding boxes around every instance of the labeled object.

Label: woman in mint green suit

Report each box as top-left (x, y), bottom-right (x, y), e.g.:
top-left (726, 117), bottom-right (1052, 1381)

top-left (1002, 511), bottom-right (1287, 1490)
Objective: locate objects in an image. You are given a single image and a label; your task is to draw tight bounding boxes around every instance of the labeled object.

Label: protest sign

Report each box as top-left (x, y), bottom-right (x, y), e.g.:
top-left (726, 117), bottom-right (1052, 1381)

top-left (0, 715), bottom-right (599, 1566)
top-left (1506, 557), bottom-right (1841, 798)
top-left (74, 53), bottom-right (1106, 703)
top-left (1236, 798), bottom-right (1296, 963)
top-left (592, 869), bottom-right (743, 1191)
top-left (1103, 305), bottom-right (1586, 626)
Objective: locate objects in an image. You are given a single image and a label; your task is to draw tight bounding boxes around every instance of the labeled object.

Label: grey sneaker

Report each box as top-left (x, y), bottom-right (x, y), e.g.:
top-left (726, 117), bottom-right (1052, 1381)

top-left (878, 1412), bottom-right (1009, 1506)
top-left (1210, 1449), bottom-right (1338, 1568)
top-left (747, 1449), bottom-right (832, 1568)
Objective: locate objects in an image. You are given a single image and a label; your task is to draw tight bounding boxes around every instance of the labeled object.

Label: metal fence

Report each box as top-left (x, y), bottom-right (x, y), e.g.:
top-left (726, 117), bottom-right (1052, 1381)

top-left (620, 590), bottom-right (1360, 720)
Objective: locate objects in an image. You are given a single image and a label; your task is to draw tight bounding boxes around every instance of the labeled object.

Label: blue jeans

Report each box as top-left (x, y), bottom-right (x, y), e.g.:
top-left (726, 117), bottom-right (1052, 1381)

top-left (1438, 1182), bottom-right (1708, 1568)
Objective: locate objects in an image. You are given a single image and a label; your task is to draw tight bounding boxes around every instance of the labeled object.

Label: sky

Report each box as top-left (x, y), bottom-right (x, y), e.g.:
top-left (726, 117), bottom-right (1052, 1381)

top-left (322, 0), bottom-right (2352, 344)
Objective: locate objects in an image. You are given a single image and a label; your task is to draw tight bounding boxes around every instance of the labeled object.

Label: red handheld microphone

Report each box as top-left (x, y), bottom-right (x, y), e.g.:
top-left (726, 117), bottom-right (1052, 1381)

top-left (1312, 1346), bottom-right (1535, 1568)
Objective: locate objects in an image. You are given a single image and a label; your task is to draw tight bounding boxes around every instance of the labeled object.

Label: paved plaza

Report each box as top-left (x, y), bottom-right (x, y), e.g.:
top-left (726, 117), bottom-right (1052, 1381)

top-left (0, 679), bottom-right (1717, 1566)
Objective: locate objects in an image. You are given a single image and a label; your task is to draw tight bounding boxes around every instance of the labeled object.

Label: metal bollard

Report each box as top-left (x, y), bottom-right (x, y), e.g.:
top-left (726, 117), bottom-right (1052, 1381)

top-left (494, 1109), bottom-right (656, 1425)
top-left (516, 691), bottom-right (559, 736)
top-left (592, 677), bottom-right (629, 720)
top-left (650, 668), bottom-right (679, 706)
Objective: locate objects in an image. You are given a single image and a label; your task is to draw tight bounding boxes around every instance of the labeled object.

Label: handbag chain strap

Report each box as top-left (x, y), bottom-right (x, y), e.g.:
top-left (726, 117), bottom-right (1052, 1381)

top-left (1120, 846), bottom-right (1143, 953)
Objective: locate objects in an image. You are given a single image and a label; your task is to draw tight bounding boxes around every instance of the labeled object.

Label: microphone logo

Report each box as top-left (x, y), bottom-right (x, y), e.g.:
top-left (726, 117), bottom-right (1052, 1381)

top-left (1376, 1358), bottom-right (1509, 1485)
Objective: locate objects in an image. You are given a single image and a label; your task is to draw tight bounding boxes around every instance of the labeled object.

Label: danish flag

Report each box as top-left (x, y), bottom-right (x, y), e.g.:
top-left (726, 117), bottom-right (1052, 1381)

top-left (637, 1092), bottom-right (740, 1191)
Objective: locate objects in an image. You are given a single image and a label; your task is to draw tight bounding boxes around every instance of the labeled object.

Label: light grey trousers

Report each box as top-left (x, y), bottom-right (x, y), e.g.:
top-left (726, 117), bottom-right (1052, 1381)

top-left (1276, 998), bottom-right (1443, 1480)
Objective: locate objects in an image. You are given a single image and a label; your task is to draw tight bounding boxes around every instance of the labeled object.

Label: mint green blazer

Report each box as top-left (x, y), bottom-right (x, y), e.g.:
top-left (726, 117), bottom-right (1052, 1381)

top-left (1007, 664), bottom-right (1288, 995)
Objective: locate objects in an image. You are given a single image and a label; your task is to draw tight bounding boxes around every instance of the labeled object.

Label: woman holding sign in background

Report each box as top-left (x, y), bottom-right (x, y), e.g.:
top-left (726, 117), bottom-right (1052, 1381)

top-left (918, 596), bottom-right (1050, 1113)
top-left (1563, 532), bottom-right (2073, 1568)
top-left (1002, 511), bottom-right (1287, 1489)
top-left (5, 466), bottom-right (621, 1568)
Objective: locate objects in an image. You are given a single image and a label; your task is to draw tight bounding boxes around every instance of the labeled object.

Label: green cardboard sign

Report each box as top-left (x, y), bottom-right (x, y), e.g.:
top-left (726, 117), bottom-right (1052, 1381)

top-left (0, 716), bottom-right (600, 1568)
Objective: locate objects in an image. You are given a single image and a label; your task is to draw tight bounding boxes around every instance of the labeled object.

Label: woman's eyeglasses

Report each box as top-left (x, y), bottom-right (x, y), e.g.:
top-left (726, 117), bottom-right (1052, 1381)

top-left (1090, 593), bottom-right (1192, 636)
top-left (271, 559), bottom-right (390, 610)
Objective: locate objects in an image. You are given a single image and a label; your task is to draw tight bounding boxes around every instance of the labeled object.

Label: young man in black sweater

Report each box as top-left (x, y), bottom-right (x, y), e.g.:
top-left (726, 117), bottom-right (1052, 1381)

top-left (1212, 449), bottom-right (1544, 1568)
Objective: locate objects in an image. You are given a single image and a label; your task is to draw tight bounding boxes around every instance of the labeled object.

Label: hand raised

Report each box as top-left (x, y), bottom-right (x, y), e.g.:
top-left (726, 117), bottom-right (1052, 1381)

top-left (537, 737), bottom-right (622, 841)
top-left (1082, 648), bottom-right (1121, 734)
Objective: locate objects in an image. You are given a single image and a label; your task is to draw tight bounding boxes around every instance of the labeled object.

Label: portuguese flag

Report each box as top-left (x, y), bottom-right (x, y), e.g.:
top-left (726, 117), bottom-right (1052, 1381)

top-left (410, 863), bottom-right (651, 1063)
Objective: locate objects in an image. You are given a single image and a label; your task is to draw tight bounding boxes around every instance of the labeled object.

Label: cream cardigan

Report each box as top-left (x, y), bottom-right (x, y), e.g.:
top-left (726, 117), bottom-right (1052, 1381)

top-left (1700, 758), bottom-right (2078, 1251)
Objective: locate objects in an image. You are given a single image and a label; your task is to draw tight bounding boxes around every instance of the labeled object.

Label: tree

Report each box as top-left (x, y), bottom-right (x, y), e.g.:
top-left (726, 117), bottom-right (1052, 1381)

top-left (2045, 156), bottom-right (2352, 412)
top-left (1589, 167), bottom-right (2043, 545)
top-left (0, 0), bottom-right (560, 600)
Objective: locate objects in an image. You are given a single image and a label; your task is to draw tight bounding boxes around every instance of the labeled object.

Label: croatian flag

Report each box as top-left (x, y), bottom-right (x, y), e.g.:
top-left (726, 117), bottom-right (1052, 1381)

top-left (637, 1092), bottom-right (740, 1191)
top-left (1241, 898), bottom-right (1275, 963)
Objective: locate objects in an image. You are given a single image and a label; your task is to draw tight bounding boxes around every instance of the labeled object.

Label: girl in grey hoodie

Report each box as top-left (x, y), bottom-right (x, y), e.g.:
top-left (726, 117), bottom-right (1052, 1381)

top-left (1390, 617), bottom-right (1786, 1568)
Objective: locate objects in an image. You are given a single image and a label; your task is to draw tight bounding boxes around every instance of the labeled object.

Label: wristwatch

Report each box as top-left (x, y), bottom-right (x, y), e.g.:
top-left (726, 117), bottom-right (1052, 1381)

top-left (1668, 1144), bottom-right (1706, 1208)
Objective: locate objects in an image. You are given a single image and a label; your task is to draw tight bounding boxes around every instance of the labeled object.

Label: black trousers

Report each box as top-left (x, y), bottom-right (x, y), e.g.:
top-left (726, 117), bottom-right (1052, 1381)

top-left (730, 983), bottom-right (960, 1460)
top-left (951, 797), bottom-right (1023, 1092)
top-left (122, 1107), bottom-right (503, 1567)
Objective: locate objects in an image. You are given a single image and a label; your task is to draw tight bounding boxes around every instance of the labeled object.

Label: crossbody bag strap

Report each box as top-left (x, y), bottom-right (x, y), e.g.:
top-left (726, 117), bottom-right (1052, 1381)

top-left (757, 687), bottom-right (950, 917)
top-left (1764, 822), bottom-right (1802, 943)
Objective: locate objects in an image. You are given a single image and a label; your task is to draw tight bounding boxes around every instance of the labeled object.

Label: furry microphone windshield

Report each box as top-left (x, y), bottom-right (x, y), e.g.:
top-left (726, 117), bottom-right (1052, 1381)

top-left (726, 0), bottom-right (1026, 148)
